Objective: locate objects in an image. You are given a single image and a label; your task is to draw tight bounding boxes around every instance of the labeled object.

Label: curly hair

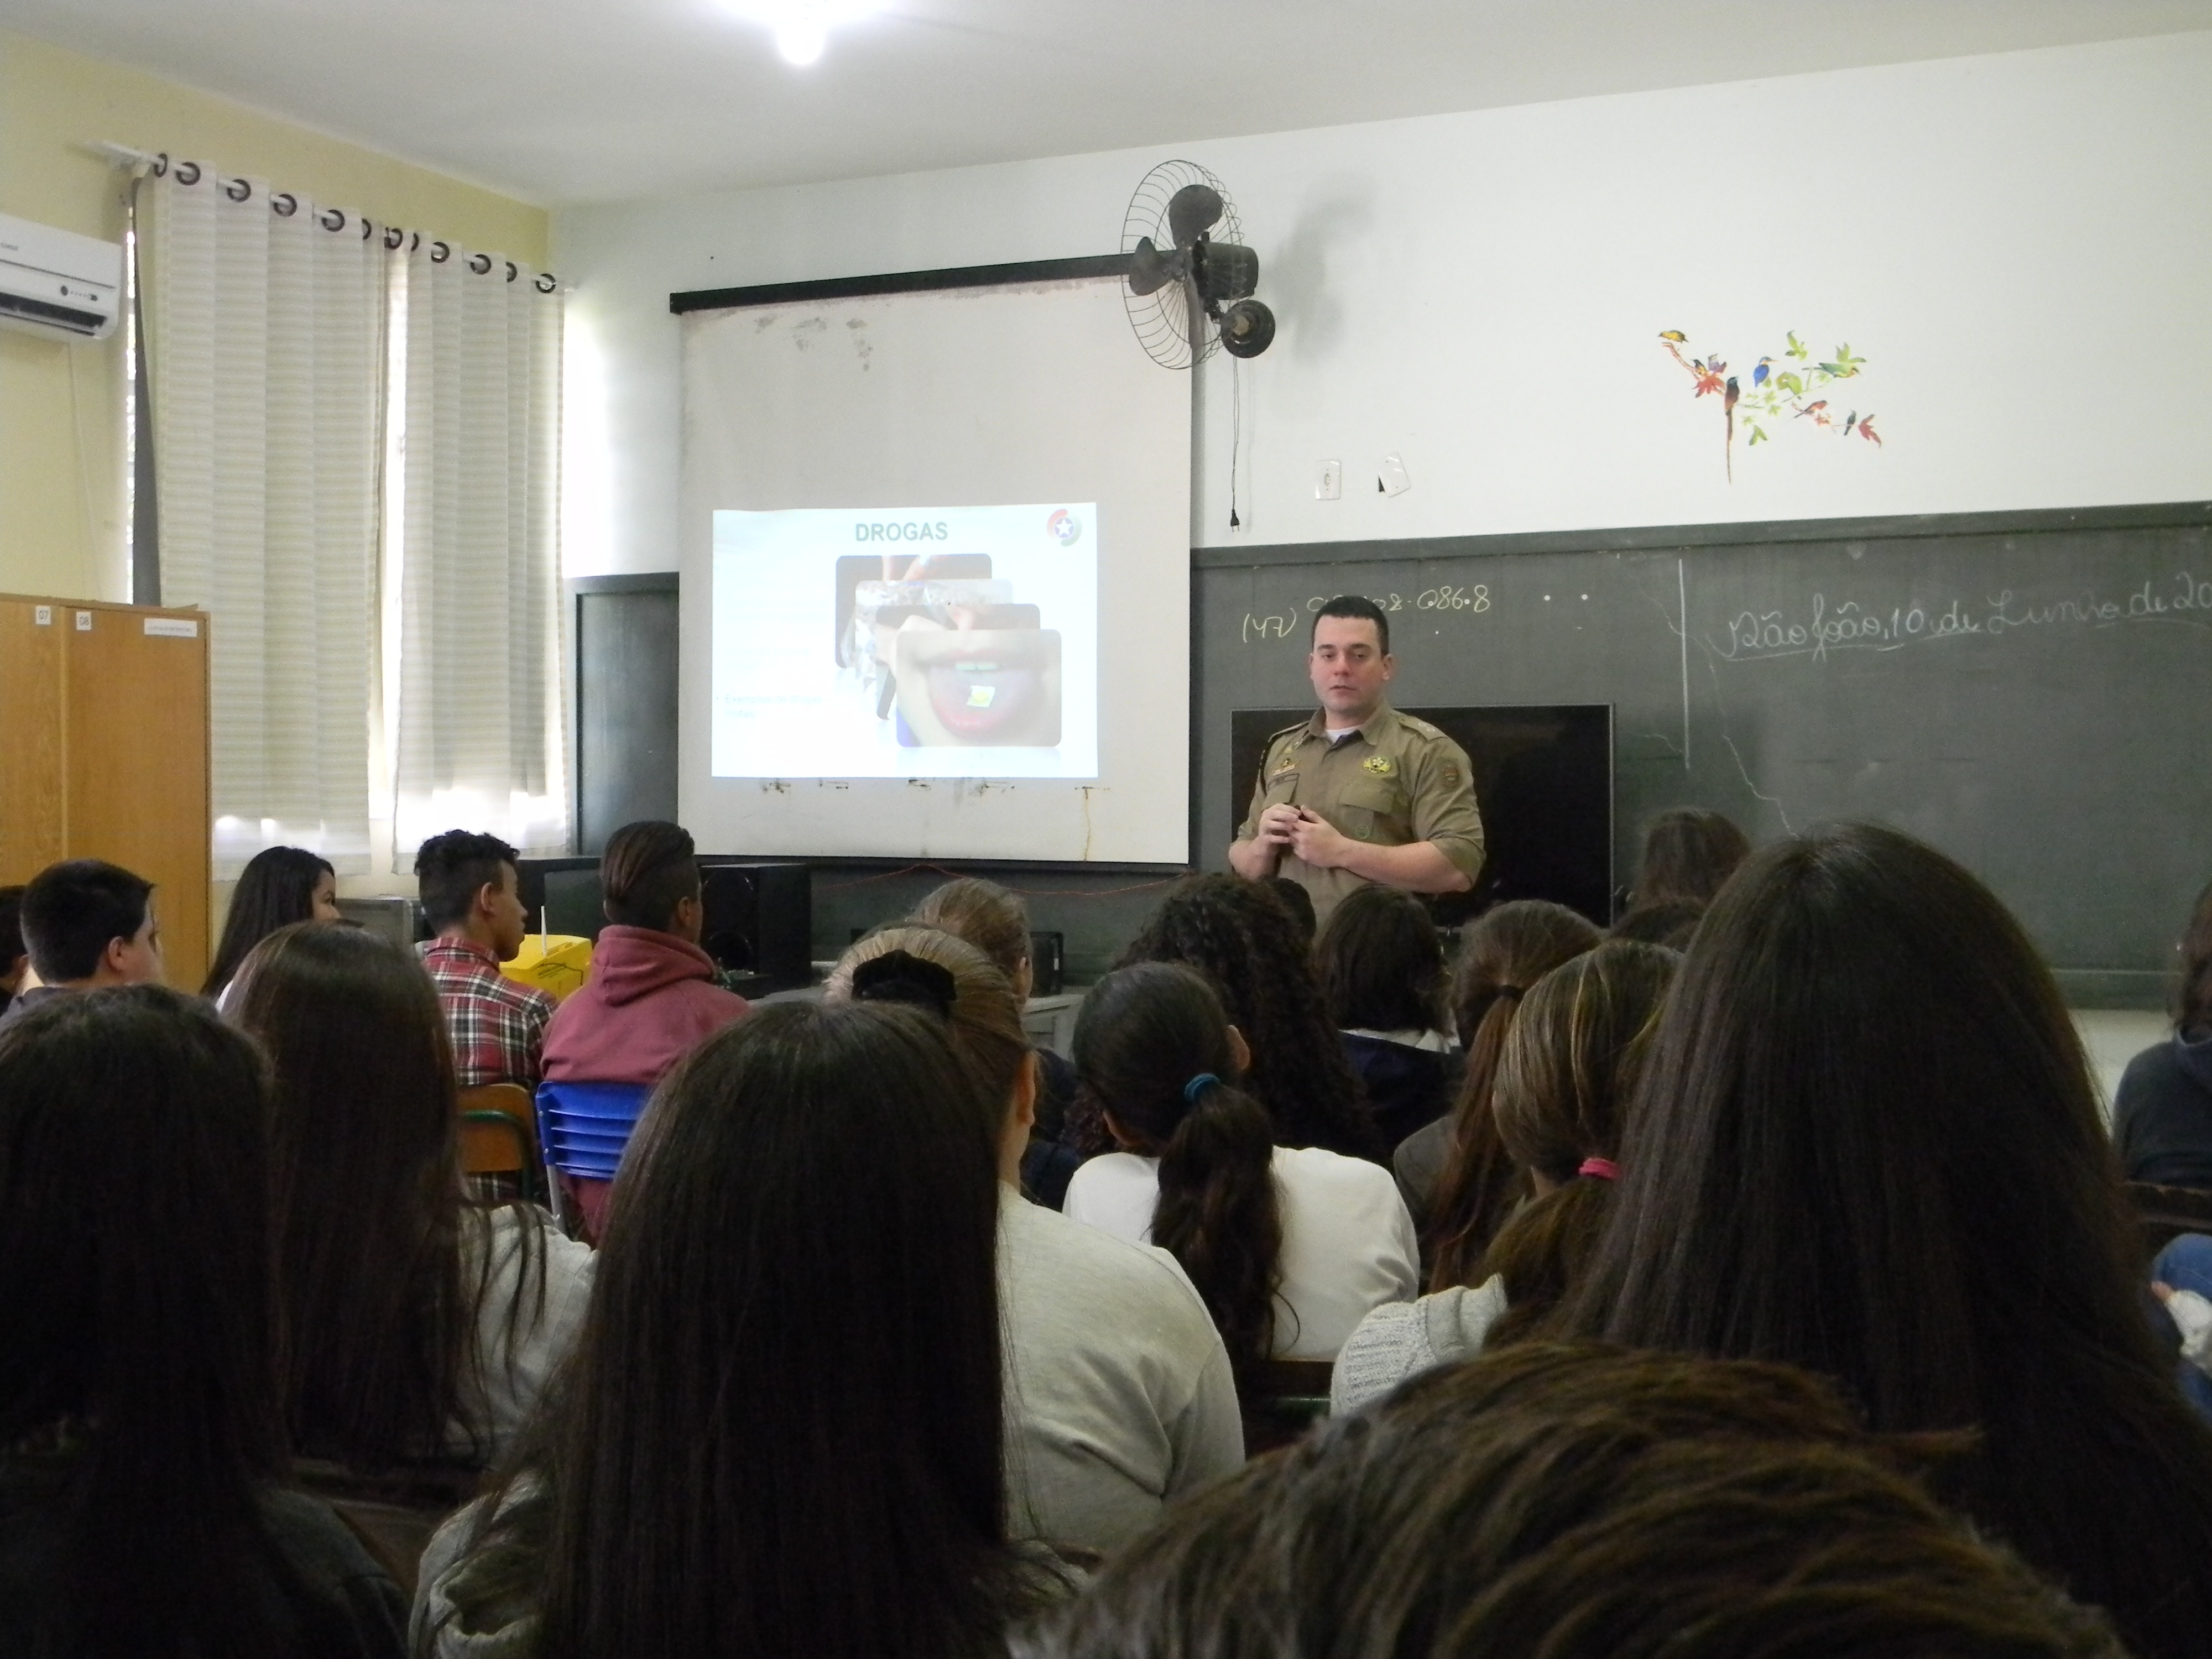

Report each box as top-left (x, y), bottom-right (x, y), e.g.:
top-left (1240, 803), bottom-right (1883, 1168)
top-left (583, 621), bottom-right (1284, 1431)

top-left (1094, 874), bottom-right (1377, 1159)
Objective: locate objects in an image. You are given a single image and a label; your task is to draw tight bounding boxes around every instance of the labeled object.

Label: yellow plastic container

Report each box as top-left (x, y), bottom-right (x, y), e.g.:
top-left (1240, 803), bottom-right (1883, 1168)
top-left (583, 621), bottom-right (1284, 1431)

top-left (499, 934), bottom-right (593, 1003)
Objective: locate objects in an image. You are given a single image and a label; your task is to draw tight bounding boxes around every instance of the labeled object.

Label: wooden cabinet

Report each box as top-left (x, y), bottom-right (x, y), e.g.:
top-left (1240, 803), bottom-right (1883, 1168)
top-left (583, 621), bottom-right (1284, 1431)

top-left (0, 594), bottom-right (211, 988)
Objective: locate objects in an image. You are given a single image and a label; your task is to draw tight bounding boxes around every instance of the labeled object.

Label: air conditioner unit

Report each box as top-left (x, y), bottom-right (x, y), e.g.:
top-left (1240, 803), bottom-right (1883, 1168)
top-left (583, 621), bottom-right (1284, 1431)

top-left (0, 213), bottom-right (122, 342)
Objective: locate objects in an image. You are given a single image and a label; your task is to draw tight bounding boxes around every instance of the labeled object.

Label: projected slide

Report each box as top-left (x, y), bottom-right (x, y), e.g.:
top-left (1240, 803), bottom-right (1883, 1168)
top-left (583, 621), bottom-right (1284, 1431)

top-left (711, 504), bottom-right (1098, 779)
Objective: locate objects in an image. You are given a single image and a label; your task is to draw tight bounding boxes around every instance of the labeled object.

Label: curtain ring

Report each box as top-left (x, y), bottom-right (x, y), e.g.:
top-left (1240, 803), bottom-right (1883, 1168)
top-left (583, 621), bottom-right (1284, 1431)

top-left (430, 239), bottom-right (450, 262)
top-left (536, 272), bottom-right (557, 293)
top-left (225, 178), bottom-right (251, 203)
top-left (468, 252), bottom-right (492, 275)
top-left (361, 217), bottom-right (375, 241)
top-left (152, 152), bottom-right (170, 178)
top-left (384, 225), bottom-right (405, 250)
top-left (320, 207), bottom-right (345, 231)
top-left (272, 192), bottom-right (298, 217)
top-left (505, 260), bottom-right (519, 282)
top-left (175, 160), bottom-right (201, 185)
top-left (409, 231), bottom-right (421, 253)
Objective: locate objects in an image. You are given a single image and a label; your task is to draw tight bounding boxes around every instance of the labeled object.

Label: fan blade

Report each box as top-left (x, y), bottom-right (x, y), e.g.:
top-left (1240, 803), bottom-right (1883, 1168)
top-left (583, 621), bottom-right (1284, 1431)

top-left (1167, 184), bottom-right (1224, 248)
top-left (1126, 237), bottom-right (1178, 298)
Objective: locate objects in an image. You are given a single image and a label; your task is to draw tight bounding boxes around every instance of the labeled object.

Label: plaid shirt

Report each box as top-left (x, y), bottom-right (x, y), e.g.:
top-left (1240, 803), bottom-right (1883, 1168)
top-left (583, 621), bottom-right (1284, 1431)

top-left (419, 936), bottom-right (556, 1089)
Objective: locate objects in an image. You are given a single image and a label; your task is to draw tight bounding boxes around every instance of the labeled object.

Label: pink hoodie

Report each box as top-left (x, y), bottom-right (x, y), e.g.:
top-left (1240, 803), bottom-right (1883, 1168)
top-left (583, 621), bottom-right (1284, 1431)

top-left (541, 925), bottom-right (750, 1087)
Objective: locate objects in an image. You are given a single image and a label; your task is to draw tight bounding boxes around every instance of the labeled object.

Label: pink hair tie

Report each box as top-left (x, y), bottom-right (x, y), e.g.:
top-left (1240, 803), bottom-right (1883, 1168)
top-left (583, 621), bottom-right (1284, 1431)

top-left (1578, 1157), bottom-right (1620, 1181)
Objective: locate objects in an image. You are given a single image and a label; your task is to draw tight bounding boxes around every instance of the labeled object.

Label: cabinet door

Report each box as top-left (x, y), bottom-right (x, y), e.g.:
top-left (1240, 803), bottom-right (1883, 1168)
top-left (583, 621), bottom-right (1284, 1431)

top-left (65, 607), bottom-right (211, 987)
top-left (0, 599), bottom-right (66, 884)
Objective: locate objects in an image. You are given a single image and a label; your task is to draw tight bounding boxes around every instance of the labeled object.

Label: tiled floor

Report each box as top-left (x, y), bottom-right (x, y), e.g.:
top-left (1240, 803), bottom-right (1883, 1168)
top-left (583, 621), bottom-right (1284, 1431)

top-left (2075, 1009), bottom-right (2168, 1125)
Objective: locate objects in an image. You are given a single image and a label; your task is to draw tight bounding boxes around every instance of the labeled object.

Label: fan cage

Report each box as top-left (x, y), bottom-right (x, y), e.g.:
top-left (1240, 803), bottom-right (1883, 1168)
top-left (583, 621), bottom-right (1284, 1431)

top-left (1121, 159), bottom-right (1242, 370)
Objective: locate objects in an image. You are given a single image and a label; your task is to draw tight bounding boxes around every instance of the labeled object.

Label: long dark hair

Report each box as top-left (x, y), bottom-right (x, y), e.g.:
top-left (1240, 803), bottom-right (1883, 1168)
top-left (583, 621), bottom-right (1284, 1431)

top-left (482, 1001), bottom-right (1029, 1659)
top-left (2178, 879), bottom-right (2212, 1036)
top-left (1473, 941), bottom-right (1677, 1342)
top-left (1566, 821), bottom-right (2212, 1659)
top-left (1024, 1342), bottom-right (2128, 1659)
top-left (0, 988), bottom-right (306, 1658)
top-left (233, 922), bottom-right (533, 1470)
top-left (204, 846), bottom-right (333, 1000)
top-left (1109, 874), bottom-right (1376, 1157)
top-left (1313, 884), bottom-right (1446, 1034)
top-left (1631, 807), bottom-right (1751, 909)
top-left (1073, 962), bottom-right (1285, 1380)
top-left (1423, 900), bottom-right (1600, 1285)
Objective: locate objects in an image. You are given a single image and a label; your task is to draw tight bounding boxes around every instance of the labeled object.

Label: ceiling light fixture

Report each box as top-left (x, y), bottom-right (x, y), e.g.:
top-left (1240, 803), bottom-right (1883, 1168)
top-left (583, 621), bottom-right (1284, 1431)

top-left (718, 1), bottom-right (886, 67)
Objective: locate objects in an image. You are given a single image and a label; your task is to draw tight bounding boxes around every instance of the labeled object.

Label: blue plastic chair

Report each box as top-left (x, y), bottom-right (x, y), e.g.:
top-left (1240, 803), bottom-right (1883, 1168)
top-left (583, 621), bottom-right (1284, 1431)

top-left (535, 1080), bottom-right (653, 1182)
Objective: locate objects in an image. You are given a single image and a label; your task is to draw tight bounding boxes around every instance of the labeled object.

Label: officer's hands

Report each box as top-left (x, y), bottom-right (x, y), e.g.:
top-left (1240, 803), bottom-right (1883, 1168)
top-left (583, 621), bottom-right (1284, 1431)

top-left (1286, 808), bottom-right (1354, 869)
top-left (1256, 804), bottom-right (1303, 846)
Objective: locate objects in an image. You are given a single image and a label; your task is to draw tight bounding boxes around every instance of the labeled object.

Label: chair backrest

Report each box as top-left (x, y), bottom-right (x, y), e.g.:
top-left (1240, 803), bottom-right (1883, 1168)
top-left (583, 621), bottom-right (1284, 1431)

top-left (2125, 1180), bottom-right (2212, 1256)
top-left (457, 1084), bottom-right (535, 1172)
top-left (536, 1080), bottom-right (654, 1181)
top-left (1240, 1357), bottom-right (1335, 1455)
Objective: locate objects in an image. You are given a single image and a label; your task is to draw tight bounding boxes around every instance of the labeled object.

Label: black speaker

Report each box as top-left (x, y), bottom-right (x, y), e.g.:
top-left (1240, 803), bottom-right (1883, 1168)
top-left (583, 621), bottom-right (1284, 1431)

top-left (698, 861), bottom-right (812, 990)
top-left (1027, 931), bottom-right (1065, 996)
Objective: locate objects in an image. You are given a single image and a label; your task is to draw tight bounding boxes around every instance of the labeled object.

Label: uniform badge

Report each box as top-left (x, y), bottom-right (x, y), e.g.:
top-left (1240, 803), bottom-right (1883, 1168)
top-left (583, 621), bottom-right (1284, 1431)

top-left (1362, 755), bottom-right (1395, 776)
top-left (1441, 763), bottom-right (1461, 787)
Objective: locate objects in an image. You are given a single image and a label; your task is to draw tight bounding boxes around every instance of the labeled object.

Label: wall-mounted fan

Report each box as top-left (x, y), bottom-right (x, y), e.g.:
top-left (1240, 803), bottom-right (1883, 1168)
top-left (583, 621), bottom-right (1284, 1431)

top-left (1121, 160), bottom-right (1276, 369)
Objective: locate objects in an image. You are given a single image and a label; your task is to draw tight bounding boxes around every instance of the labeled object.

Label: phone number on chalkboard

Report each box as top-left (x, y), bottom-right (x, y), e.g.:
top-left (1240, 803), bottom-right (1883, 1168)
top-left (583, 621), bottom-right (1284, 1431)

top-left (1240, 586), bottom-right (1491, 643)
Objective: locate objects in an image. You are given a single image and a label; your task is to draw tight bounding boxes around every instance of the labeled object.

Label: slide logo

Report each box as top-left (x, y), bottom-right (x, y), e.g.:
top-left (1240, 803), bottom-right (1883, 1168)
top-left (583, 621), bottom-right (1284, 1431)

top-left (1046, 509), bottom-right (1082, 546)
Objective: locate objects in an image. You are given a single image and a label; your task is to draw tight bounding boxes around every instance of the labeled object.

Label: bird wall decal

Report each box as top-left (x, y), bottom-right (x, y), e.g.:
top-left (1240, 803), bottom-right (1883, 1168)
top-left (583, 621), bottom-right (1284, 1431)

top-left (1658, 330), bottom-right (1884, 481)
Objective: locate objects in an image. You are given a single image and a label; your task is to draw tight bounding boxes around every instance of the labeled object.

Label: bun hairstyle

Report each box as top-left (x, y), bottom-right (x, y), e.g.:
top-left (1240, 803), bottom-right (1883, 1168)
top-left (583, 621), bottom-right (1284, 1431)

top-left (1474, 941), bottom-right (1679, 1343)
top-left (824, 925), bottom-right (1030, 1110)
top-left (1072, 962), bottom-right (1284, 1380)
top-left (911, 877), bottom-right (1032, 989)
top-left (1425, 901), bottom-right (1602, 1288)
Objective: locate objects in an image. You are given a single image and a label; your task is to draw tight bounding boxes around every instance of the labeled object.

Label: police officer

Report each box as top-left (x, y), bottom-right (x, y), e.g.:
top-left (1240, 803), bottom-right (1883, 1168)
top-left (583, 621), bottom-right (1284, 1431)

top-left (1228, 596), bottom-right (1485, 925)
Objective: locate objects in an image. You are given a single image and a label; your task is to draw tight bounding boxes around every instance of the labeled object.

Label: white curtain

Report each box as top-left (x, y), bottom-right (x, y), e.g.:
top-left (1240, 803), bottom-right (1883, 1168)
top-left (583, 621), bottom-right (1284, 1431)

top-left (389, 241), bottom-right (567, 861)
top-left (146, 167), bottom-right (382, 877)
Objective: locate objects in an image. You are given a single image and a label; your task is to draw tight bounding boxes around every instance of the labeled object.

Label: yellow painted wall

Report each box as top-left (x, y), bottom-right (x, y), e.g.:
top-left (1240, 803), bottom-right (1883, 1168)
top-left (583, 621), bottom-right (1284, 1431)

top-left (0, 27), bottom-right (547, 602)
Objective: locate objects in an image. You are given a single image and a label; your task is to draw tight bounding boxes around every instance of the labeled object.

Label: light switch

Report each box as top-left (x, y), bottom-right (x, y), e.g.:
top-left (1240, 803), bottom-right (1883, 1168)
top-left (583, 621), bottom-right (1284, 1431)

top-left (1316, 460), bottom-right (1342, 500)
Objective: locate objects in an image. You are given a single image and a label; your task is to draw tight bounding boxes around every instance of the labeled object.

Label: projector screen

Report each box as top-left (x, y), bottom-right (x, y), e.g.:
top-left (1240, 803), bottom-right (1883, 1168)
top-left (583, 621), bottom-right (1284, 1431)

top-left (679, 276), bottom-right (1190, 863)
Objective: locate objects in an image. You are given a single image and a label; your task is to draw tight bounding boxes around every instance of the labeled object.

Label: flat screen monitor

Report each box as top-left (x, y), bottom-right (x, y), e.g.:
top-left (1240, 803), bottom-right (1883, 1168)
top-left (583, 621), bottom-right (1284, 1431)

top-left (1228, 704), bottom-right (1615, 926)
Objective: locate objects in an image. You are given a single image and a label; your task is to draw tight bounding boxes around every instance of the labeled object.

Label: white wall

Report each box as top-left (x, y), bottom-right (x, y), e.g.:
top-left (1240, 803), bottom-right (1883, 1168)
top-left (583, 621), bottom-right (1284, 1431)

top-left (554, 30), bottom-right (2212, 576)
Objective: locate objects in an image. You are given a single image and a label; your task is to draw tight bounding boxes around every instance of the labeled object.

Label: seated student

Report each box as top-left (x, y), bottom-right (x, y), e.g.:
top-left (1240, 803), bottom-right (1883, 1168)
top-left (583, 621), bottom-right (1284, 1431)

top-left (1026, 1344), bottom-right (2130, 1659)
top-left (1064, 962), bottom-right (1417, 1366)
top-left (1560, 822), bottom-right (2212, 1659)
top-left (1391, 899), bottom-right (1599, 1239)
top-left (2112, 879), bottom-right (2212, 1188)
top-left (541, 821), bottom-right (748, 1087)
top-left (1334, 940), bottom-right (1678, 1413)
top-left (1262, 875), bottom-right (1316, 948)
top-left (0, 987), bottom-right (405, 1658)
top-left (203, 846), bottom-right (340, 1005)
top-left (824, 927), bottom-right (1244, 1559)
top-left (0, 858), bottom-right (165, 1032)
top-left (1621, 804), bottom-right (1751, 912)
top-left (1314, 885), bottom-right (1457, 1149)
top-left (414, 1000), bottom-right (1074, 1657)
top-left (911, 876), bottom-right (1085, 1208)
top-left (231, 924), bottom-right (592, 1471)
top-left (0, 885), bottom-right (24, 1016)
top-left (414, 830), bottom-right (554, 1089)
top-left (1103, 874), bottom-right (1379, 1160)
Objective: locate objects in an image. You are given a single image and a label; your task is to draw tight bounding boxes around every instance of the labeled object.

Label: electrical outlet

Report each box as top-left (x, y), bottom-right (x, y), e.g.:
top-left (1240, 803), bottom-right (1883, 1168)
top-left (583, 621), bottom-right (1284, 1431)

top-left (1379, 454), bottom-right (1412, 496)
top-left (1316, 460), bottom-right (1342, 500)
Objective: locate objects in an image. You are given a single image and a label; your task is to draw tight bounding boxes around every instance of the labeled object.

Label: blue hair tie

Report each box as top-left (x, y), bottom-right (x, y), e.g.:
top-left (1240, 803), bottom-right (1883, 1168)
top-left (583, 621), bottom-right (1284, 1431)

top-left (1182, 1072), bottom-right (1222, 1105)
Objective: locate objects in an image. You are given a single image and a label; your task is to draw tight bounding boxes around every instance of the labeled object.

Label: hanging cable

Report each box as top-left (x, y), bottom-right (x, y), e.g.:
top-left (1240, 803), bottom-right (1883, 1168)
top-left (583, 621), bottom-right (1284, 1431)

top-left (1228, 354), bottom-right (1243, 532)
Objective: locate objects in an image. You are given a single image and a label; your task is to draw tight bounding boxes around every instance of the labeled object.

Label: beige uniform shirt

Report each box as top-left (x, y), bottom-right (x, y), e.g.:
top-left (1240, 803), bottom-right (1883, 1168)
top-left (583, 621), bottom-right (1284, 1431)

top-left (1237, 703), bottom-right (1486, 925)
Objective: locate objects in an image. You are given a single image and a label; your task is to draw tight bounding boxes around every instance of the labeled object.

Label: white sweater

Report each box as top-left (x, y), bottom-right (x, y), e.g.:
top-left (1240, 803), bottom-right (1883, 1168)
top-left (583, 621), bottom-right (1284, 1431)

top-left (999, 1186), bottom-right (1243, 1558)
top-left (1329, 1276), bottom-right (1510, 1415)
top-left (450, 1205), bottom-right (597, 1462)
top-left (1063, 1146), bottom-right (1419, 1361)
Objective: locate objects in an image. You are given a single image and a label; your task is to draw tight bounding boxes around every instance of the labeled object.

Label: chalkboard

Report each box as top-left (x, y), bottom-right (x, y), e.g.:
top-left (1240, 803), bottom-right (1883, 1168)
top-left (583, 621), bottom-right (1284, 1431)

top-left (1194, 503), bottom-right (2212, 1003)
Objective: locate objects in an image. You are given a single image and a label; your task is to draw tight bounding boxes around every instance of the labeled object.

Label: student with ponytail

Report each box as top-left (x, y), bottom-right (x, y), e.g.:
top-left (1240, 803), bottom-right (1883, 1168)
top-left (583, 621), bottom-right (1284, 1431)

top-left (1333, 941), bottom-right (1678, 1412)
top-left (1394, 901), bottom-right (1600, 1263)
top-left (1066, 963), bottom-right (1416, 1371)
